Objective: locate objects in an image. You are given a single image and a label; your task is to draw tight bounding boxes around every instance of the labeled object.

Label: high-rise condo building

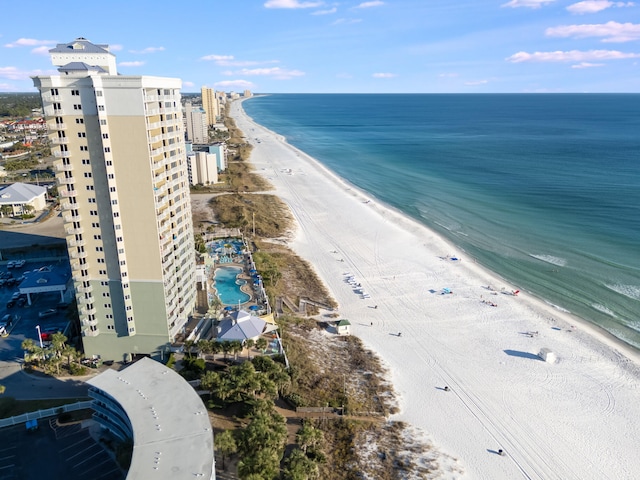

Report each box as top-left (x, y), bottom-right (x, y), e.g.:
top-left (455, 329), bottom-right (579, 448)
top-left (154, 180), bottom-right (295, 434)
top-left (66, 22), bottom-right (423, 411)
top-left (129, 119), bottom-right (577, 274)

top-left (32, 38), bottom-right (196, 361)
top-left (200, 86), bottom-right (219, 126)
top-left (184, 102), bottom-right (208, 144)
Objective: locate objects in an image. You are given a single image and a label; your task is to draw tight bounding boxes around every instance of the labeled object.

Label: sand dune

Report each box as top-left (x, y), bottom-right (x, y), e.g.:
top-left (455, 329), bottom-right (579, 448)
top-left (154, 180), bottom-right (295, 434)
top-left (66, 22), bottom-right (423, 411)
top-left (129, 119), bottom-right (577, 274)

top-left (231, 100), bottom-right (640, 480)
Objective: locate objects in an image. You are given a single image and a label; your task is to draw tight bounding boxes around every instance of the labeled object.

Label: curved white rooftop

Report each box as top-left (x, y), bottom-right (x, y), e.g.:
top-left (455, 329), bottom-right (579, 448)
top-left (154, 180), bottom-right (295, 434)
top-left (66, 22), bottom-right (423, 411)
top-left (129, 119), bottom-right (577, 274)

top-left (87, 357), bottom-right (215, 479)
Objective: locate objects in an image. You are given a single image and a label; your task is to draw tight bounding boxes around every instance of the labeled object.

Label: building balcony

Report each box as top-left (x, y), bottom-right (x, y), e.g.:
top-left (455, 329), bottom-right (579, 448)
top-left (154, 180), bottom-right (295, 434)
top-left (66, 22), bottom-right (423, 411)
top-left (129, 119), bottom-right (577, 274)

top-left (47, 121), bottom-right (67, 130)
top-left (64, 213), bottom-right (82, 223)
top-left (65, 226), bottom-right (84, 235)
top-left (44, 106), bottom-right (65, 116)
top-left (60, 202), bottom-right (75, 211)
top-left (58, 177), bottom-right (75, 185)
top-left (53, 151), bottom-right (71, 158)
top-left (77, 284), bottom-right (93, 294)
top-left (76, 293), bottom-right (95, 304)
top-left (51, 137), bottom-right (69, 145)
top-left (67, 238), bottom-right (86, 247)
top-left (82, 326), bottom-right (99, 337)
top-left (80, 306), bottom-right (97, 316)
top-left (54, 161), bottom-right (74, 172)
top-left (60, 189), bottom-right (78, 198)
top-left (70, 260), bottom-right (82, 272)
top-left (70, 250), bottom-right (87, 260)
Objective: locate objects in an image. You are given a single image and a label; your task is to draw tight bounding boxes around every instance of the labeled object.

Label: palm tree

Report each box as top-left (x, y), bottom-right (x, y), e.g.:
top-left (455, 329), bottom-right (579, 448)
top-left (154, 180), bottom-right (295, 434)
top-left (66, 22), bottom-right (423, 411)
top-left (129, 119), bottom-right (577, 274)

top-left (256, 337), bottom-right (268, 352)
top-left (245, 338), bottom-right (255, 359)
top-left (197, 339), bottom-right (212, 358)
top-left (220, 341), bottom-right (232, 360)
top-left (61, 345), bottom-right (77, 371)
top-left (296, 423), bottom-right (324, 455)
top-left (183, 339), bottom-right (195, 359)
top-left (230, 340), bottom-right (243, 361)
top-left (284, 449), bottom-right (320, 480)
top-left (50, 332), bottom-right (67, 358)
top-left (215, 430), bottom-right (237, 471)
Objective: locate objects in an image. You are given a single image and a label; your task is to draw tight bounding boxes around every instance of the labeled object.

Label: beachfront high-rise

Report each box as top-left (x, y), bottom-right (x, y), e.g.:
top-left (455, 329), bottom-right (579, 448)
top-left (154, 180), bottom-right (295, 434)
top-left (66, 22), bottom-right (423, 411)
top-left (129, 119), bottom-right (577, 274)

top-left (200, 86), bottom-right (219, 126)
top-left (32, 38), bottom-right (196, 361)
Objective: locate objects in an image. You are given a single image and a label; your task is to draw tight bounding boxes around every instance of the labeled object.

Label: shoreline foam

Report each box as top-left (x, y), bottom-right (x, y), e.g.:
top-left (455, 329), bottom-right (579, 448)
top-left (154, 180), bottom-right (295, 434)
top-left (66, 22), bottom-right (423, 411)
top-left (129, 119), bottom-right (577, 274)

top-left (231, 98), bottom-right (640, 479)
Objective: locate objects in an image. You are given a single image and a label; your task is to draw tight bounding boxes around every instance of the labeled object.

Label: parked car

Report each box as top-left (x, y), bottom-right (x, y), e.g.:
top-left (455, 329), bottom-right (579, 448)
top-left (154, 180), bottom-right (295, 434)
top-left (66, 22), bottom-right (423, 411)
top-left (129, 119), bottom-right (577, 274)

top-left (6, 261), bottom-right (16, 269)
top-left (11, 292), bottom-right (21, 300)
top-left (14, 260), bottom-right (26, 268)
top-left (16, 297), bottom-right (27, 307)
top-left (6, 300), bottom-right (15, 308)
top-left (38, 308), bottom-right (57, 318)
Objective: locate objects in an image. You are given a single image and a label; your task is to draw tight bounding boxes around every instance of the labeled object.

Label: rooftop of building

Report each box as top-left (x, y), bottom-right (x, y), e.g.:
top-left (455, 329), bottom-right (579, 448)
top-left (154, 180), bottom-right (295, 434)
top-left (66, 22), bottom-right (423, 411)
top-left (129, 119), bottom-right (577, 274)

top-left (87, 357), bottom-right (214, 479)
top-left (0, 182), bottom-right (47, 204)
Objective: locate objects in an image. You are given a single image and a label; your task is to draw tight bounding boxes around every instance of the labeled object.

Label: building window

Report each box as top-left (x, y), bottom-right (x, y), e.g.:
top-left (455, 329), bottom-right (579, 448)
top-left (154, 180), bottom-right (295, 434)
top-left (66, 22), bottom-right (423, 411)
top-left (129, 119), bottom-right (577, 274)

top-left (104, 303), bottom-right (111, 308)
top-left (78, 132), bottom-right (86, 138)
top-left (53, 103), bottom-right (62, 110)
top-left (76, 118), bottom-right (84, 124)
top-left (80, 146), bottom-right (88, 151)
top-left (107, 173), bottom-right (114, 179)
top-left (106, 160), bottom-right (112, 166)
top-left (126, 305), bottom-right (132, 311)
top-left (97, 258), bottom-right (105, 263)
top-left (86, 185), bottom-right (94, 191)
top-left (121, 272), bottom-right (128, 278)
top-left (99, 270), bottom-right (107, 275)
top-left (103, 292), bottom-right (110, 297)
top-left (84, 172), bottom-right (92, 178)
top-left (107, 325), bottom-right (114, 330)
top-left (118, 248), bottom-right (125, 254)
top-left (82, 159), bottom-right (90, 165)
top-left (71, 89), bottom-right (80, 96)
top-left (113, 212), bottom-right (119, 218)
top-left (96, 90), bottom-right (103, 97)
top-left (88, 198), bottom-right (96, 203)
top-left (128, 327), bottom-right (135, 333)
top-left (102, 133), bottom-right (109, 139)
top-left (111, 200), bottom-right (118, 205)
top-left (100, 119), bottom-right (107, 125)
top-left (115, 224), bottom-right (121, 230)
top-left (110, 187), bottom-right (116, 193)
top-left (104, 147), bottom-right (110, 153)
top-left (91, 222), bottom-right (99, 228)
top-left (98, 105), bottom-right (105, 111)
top-left (50, 88), bottom-right (59, 95)
top-left (73, 104), bottom-right (81, 110)
top-left (90, 210), bottom-right (98, 216)
top-left (116, 236), bottom-right (123, 242)
top-left (96, 247), bottom-right (103, 252)
top-left (93, 234), bottom-right (101, 240)
top-left (101, 281), bottom-right (109, 286)
top-left (120, 260), bottom-right (126, 266)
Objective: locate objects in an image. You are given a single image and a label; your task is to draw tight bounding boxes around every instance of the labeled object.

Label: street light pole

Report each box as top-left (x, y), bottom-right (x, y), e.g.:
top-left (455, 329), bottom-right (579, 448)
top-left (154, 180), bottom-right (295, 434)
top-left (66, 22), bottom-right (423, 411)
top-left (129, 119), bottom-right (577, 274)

top-left (35, 325), bottom-right (44, 349)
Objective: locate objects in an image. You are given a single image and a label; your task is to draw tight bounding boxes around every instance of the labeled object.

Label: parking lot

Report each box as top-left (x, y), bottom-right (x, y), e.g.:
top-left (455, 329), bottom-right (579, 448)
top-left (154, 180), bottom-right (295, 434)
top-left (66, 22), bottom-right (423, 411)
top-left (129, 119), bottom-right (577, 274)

top-left (0, 419), bottom-right (124, 480)
top-left (0, 260), bottom-right (73, 363)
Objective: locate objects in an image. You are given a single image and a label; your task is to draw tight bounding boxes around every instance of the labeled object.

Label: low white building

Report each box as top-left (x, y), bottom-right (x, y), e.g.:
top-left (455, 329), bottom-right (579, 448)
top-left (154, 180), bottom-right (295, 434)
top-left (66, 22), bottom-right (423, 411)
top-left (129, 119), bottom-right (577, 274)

top-left (0, 182), bottom-right (47, 216)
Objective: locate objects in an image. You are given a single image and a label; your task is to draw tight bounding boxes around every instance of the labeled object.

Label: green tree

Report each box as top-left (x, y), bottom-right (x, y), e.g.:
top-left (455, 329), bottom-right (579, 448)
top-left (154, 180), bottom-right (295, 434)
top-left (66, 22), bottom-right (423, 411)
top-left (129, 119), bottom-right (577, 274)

top-left (237, 446), bottom-right (281, 480)
top-left (230, 340), bottom-right (243, 360)
top-left (49, 332), bottom-right (67, 358)
top-left (244, 338), bottom-right (255, 359)
top-left (296, 423), bottom-right (324, 455)
top-left (200, 370), bottom-right (221, 397)
top-left (183, 339), bottom-right (195, 359)
top-left (283, 449), bottom-right (320, 480)
top-left (0, 205), bottom-right (13, 218)
top-left (215, 430), bottom-right (237, 471)
top-left (255, 337), bottom-right (268, 352)
top-left (220, 341), bottom-right (232, 360)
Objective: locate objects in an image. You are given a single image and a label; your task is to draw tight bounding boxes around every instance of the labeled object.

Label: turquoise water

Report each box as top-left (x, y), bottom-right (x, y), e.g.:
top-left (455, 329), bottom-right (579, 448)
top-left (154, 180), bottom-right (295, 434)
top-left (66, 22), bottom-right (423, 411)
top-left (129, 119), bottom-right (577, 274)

top-left (243, 94), bottom-right (640, 349)
top-left (214, 266), bottom-right (250, 305)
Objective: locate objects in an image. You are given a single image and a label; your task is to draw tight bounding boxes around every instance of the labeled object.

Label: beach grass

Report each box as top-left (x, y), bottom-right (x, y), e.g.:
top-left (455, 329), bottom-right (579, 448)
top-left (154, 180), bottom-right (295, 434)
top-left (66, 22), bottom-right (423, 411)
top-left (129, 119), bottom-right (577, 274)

top-left (209, 193), bottom-right (291, 237)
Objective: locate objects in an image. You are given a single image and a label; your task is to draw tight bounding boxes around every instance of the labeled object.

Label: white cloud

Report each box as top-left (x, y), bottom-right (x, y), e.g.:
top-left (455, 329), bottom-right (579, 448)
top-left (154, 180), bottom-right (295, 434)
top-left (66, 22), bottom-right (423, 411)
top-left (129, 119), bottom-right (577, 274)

top-left (506, 49), bottom-right (640, 62)
top-left (264, 0), bottom-right (323, 8)
top-left (571, 62), bottom-right (605, 67)
top-left (129, 47), bottom-right (165, 54)
top-left (331, 18), bottom-right (363, 25)
top-left (464, 79), bottom-right (489, 85)
top-left (566, 1), bottom-right (634, 14)
top-left (238, 67), bottom-right (305, 79)
top-left (110, 44), bottom-right (124, 52)
top-left (546, 21), bottom-right (640, 43)
top-left (501, 0), bottom-right (555, 8)
top-left (200, 54), bottom-right (235, 62)
top-left (312, 7), bottom-right (337, 14)
top-left (118, 61), bottom-right (145, 67)
top-left (0, 66), bottom-right (47, 80)
top-left (214, 80), bottom-right (256, 90)
top-left (372, 72), bottom-right (397, 78)
top-left (4, 38), bottom-right (57, 48)
top-left (31, 46), bottom-right (52, 56)
top-left (355, 1), bottom-right (384, 8)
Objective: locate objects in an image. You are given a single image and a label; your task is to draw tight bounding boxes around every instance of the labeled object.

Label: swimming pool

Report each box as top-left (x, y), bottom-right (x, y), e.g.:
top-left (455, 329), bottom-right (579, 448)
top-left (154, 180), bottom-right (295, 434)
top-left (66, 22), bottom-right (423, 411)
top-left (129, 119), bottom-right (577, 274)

top-left (214, 266), bottom-right (250, 305)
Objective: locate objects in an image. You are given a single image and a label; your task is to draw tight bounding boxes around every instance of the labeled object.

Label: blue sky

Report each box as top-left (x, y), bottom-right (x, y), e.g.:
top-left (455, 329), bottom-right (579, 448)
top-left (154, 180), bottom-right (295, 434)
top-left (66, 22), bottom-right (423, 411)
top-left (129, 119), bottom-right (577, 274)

top-left (1, 0), bottom-right (639, 93)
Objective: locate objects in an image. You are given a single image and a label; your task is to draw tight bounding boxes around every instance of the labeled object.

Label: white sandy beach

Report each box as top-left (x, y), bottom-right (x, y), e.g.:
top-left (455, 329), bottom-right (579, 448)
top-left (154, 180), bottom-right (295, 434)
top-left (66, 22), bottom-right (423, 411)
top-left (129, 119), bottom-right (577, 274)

top-left (230, 99), bottom-right (640, 480)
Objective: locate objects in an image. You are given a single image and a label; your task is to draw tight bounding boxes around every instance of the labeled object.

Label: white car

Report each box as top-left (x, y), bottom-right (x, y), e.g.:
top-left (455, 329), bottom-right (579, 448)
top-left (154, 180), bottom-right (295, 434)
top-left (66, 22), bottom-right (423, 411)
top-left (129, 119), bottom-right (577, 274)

top-left (38, 308), bottom-right (57, 318)
top-left (15, 260), bottom-right (26, 268)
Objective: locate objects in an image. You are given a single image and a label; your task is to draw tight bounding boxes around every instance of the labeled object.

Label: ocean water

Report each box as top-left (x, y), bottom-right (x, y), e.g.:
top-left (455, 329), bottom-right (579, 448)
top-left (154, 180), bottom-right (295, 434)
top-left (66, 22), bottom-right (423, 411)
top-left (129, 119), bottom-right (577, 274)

top-left (243, 94), bottom-right (640, 349)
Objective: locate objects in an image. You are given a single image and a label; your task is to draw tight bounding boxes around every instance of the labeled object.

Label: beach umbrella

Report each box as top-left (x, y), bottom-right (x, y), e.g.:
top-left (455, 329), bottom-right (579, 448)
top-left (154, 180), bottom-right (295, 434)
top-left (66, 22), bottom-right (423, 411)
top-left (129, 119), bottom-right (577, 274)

top-left (224, 306), bottom-right (234, 311)
top-left (249, 269), bottom-right (257, 274)
top-left (249, 305), bottom-right (259, 311)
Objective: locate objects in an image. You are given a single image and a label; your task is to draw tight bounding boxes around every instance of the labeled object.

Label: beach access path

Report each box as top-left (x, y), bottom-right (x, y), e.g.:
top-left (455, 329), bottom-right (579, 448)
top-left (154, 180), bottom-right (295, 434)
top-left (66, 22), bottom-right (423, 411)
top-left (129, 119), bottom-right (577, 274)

top-left (231, 99), bottom-right (640, 480)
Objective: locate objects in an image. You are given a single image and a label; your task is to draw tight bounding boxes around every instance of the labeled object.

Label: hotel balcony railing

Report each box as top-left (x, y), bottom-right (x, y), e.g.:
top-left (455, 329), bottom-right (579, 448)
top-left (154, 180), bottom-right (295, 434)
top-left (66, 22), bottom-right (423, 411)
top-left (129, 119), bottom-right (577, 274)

top-left (70, 260), bottom-right (82, 271)
top-left (67, 238), bottom-right (85, 247)
top-left (60, 202), bottom-right (75, 211)
top-left (44, 106), bottom-right (65, 116)
top-left (76, 292), bottom-right (94, 303)
top-left (47, 121), bottom-right (67, 130)
top-left (77, 284), bottom-right (93, 294)
top-left (65, 226), bottom-right (84, 235)
top-left (80, 306), bottom-right (97, 316)
top-left (58, 177), bottom-right (75, 185)
top-left (82, 326), bottom-right (99, 337)
top-left (54, 161), bottom-right (73, 172)
top-left (70, 250), bottom-right (87, 260)
top-left (53, 151), bottom-right (71, 158)
top-left (64, 213), bottom-right (82, 223)
top-left (60, 189), bottom-right (78, 198)
top-left (51, 137), bottom-right (69, 145)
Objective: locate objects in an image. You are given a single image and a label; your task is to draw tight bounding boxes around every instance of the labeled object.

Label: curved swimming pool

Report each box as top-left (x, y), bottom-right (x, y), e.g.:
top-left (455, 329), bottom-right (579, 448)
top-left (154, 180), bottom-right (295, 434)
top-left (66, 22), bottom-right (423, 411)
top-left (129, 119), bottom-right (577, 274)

top-left (214, 266), bottom-right (250, 305)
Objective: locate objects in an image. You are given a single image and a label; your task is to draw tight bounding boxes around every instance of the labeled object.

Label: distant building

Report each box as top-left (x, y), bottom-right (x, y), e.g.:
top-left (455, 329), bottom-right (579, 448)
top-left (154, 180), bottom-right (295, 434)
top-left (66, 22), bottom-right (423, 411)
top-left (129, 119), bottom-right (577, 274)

top-left (32, 38), bottom-right (196, 361)
top-left (336, 319), bottom-right (351, 336)
top-left (243, 90), bottom-right (253, 98)
top-left (0, 182), bottom-right (47, 216)
top-left (200, 86), bottom-right (219, 126)
top-left (184, 102), bottom-right (208, 143)
top-left (187, 151), bottom-right (218, 185)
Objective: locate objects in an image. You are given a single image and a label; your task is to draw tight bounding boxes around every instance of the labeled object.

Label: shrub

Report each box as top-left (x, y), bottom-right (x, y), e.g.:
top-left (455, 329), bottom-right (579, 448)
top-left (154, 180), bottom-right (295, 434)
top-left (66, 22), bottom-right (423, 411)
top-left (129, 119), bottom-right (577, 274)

top-left (166, 353), bottom-right (175, 369)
